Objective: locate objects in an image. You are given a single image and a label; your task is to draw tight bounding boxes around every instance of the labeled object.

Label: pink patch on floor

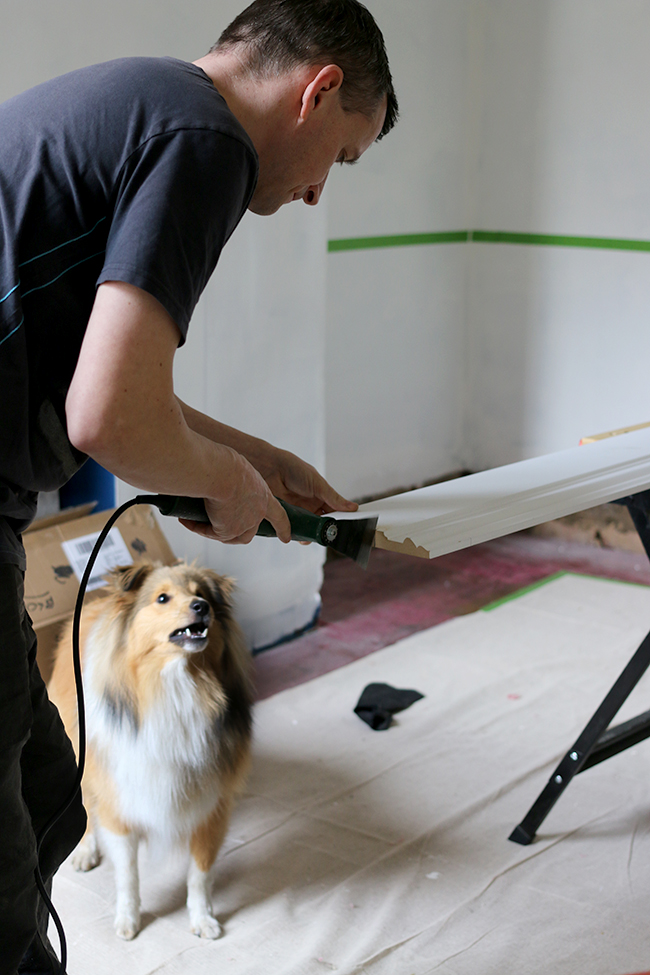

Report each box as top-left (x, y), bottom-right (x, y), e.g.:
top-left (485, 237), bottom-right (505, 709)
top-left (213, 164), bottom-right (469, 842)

top-left (253, 532), bottom-right (650, 700)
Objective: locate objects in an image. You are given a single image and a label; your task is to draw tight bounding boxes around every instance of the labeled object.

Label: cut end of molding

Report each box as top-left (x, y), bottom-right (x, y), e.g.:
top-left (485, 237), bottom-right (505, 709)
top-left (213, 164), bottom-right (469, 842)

top-left (373, 530), bottom-right (432, 560)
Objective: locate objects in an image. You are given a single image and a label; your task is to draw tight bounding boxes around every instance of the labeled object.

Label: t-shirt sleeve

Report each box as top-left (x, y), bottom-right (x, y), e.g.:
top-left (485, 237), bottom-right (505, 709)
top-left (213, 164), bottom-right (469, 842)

top-left (97, 127), bottom-right (257, 340)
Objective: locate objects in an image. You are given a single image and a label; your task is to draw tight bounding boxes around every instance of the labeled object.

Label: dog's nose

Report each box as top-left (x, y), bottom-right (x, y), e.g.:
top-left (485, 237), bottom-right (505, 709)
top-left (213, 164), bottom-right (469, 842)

top-left (191, 598), bottom-right (210, 619)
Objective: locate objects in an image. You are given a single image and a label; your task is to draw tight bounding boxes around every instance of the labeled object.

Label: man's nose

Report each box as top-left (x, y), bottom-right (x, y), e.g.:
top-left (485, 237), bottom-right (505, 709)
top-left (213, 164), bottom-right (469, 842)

top-left (303, 174), bottom-right (328, 206)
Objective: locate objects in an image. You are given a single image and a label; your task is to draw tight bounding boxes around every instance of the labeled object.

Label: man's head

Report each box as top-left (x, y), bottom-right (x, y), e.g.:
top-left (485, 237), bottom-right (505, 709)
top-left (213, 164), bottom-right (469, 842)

top-left (200, 0), bottom-right (398, 215)
top-left (212, 0), bottom-right (398, 138)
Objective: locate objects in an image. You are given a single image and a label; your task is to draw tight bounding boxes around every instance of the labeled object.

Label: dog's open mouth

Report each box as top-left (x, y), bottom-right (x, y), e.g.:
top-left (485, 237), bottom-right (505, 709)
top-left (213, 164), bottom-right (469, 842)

top-left (169, 623), bottom-right (209, 651)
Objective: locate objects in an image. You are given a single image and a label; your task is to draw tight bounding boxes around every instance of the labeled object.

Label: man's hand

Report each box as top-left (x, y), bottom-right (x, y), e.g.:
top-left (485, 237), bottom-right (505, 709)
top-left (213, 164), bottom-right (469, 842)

top-left (177, 401), bottom-right (359, 519)
top-left (180, 445), bottom-right (354, 545)
top-left (178, 449), bottom-right (291, 544)
top-left (258, 448), bottom-right (358, 516)
top-left (177, 445), bottom-right (352, 544)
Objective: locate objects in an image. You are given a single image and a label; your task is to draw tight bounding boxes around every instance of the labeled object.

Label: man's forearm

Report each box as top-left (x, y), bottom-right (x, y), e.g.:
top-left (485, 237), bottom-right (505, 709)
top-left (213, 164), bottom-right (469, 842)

top-left (177, 398), bottom-right (278, 477)
top-left (66, 282), bottom-right (292, 544)
top-left (67, 283), bottom-right (266, 505)
top-left (76, 394), bottom-right (247, 503)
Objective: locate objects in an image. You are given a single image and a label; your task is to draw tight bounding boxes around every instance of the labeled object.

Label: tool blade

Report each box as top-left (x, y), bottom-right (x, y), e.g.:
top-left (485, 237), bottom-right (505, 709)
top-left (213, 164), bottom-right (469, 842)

top-left (329, 515), bottom-right (378, 569)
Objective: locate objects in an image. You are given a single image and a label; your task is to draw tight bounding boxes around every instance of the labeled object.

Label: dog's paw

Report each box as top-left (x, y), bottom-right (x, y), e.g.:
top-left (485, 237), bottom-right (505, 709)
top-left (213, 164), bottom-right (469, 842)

top-left (190, 913), bottom-right (222, 939)
top-left (71, 837), bottom-right (101, 872)
top-left (115, 911), bottom-right (140, 940)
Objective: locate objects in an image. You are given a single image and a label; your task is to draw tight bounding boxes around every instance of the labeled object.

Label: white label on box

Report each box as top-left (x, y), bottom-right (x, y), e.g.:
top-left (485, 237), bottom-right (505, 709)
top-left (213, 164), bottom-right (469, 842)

top-left (61, 528), bottom-right (133, 592)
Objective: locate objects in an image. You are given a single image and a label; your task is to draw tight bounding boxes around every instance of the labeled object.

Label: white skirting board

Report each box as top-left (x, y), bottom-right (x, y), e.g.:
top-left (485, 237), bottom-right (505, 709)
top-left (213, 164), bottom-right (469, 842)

top-left (344, 426), bottom-right (650, 559)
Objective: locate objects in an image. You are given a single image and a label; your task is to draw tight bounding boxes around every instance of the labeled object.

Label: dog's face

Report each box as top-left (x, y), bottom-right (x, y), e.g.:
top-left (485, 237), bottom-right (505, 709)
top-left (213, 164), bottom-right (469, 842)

top-left (84, 560), bottom-right (252, 767)
top-left (106, 562), bottom-right (234, 660)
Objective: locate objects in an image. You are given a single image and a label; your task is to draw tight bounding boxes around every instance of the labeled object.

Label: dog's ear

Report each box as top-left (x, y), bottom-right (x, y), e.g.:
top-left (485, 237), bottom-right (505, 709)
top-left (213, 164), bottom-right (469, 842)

top-left (107, 562), bottom-right (154, 594)
top-left (199, 569), bottom-right (236, 614)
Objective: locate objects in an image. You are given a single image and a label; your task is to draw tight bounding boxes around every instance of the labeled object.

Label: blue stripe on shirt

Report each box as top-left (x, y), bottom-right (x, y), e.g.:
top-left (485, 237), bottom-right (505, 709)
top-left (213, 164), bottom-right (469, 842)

top-left (18, 216), bottom-right (107, 268)
top-left (1, 216), bottom-right (107, 305)
top-left (0, 283), bottom-right (19, 304)
top-left (0, 317), bottom-right (24, 348)
top-left (20, 249), bottom-right (106, 298)
top-left (1, 246), bottom-right (105, 346)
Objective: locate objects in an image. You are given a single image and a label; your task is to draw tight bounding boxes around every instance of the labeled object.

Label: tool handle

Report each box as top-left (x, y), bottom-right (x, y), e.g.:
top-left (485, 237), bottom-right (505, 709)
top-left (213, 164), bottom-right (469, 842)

top-left (153, 495), bottom-right (211, 521)
top-left (257, 502), bottom-right (336, 545)
top-left (152, 495), bottom-right (335, 545)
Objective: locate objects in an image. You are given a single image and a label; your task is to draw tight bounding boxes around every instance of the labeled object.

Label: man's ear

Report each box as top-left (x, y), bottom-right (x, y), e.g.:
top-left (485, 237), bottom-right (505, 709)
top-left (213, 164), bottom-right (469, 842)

top-left (299, 64), bottom-right (344, 122)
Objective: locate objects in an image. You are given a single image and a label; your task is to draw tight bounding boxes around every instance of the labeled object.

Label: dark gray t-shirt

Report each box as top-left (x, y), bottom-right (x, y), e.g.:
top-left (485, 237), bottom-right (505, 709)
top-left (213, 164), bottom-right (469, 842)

top-left (0, 56), bottom-right (258, 567)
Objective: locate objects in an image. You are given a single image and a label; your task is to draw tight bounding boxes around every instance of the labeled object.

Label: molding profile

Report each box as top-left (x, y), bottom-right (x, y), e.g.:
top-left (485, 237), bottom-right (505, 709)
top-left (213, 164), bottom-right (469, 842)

top-left (347, 426), bottom-right (650, 560)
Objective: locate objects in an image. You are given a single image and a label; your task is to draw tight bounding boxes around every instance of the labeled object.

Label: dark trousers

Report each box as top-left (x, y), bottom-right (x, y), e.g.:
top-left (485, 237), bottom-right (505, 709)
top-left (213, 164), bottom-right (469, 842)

top-left (0, 564), bottom-right (86, 975)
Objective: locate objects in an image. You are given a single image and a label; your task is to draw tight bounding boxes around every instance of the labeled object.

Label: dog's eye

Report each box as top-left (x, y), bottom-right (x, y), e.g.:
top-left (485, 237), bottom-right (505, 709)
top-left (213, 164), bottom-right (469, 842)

top-left (156, 593), bottom-right (171, 604)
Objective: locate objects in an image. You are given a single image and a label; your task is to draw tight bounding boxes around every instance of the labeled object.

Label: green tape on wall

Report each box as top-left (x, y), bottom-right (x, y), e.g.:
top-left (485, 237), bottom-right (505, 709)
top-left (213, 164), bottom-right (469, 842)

top-left (328, 231), bottom-right (469, 252)
top-left (327, 229), bottom-right (650, 253)
top-left (470, 230), bottom-right (650, 251)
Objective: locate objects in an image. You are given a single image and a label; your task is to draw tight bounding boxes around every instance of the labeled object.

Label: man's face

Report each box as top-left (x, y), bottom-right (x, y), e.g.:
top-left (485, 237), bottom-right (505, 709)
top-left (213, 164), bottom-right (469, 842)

top-left (249, 92), bottom-right (387, 216)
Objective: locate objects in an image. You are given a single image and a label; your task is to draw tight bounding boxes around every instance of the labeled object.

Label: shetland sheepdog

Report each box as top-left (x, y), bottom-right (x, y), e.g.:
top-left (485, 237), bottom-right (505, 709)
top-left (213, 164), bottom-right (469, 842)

top-left (48, 560), bottom-right (253, 941)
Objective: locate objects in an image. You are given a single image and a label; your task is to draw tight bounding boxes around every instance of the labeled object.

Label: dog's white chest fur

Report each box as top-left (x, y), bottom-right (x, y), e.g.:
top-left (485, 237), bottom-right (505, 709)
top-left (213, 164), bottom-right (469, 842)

top-left (86, 652), bottom-right (223, 839)
top-left (51, 560), bottom-right (252, 941)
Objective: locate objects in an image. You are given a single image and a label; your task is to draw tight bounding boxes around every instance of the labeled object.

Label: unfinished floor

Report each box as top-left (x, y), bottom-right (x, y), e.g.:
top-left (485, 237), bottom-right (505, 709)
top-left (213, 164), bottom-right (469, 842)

top-left (254, 528), bottom-right (650, 700)
top-left (51, 529), bottom-right (650, 975)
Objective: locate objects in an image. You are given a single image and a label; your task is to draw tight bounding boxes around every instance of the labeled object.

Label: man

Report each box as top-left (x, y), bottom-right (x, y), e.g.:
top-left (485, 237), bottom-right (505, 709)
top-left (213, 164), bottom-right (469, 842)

top-left (0, 0), bottom-right (397, 970)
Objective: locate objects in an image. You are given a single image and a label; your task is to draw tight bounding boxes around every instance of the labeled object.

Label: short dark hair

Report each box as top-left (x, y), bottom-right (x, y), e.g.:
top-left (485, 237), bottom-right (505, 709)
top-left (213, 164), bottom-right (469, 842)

top-left (211, 0), bottom-right (398, 139)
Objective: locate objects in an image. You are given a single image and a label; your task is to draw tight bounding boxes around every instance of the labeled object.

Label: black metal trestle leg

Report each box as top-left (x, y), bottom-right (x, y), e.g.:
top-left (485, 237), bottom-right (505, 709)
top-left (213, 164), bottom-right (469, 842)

top-left (509, 628), bottom-right (650, 844)
top-left (509, 490), bottom-right (650, 845)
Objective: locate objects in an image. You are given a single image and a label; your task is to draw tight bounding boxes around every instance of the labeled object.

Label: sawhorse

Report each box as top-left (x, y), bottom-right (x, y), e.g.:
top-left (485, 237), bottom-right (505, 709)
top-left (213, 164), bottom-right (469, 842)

top-left (509, 490), bottom-right (650, 845)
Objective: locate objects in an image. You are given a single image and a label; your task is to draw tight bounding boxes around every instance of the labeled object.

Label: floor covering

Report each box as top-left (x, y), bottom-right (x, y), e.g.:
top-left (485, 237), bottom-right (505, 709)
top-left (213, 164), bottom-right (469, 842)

top-left (254, 532), bottom-right (650, 700)
top-left (50, 562), bottom-right (650, 975)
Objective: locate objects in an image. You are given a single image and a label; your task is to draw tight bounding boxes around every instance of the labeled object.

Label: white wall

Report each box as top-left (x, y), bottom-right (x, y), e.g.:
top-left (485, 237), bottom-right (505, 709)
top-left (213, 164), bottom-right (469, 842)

top-left (326, 0), bottom-right (650, 484)
top-left (466, 0), bottom-right (650, 468)
top-left (0, 0), bottom-right (238, 93)
top-left (325, 244), bottom-right (466, 498)
top-left (324, 0), bottom-right (472, 499)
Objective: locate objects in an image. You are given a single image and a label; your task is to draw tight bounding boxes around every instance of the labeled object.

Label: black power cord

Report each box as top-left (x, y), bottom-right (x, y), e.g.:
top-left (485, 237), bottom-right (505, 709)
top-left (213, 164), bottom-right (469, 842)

top-left (32, 495), bottom-right (150, 974)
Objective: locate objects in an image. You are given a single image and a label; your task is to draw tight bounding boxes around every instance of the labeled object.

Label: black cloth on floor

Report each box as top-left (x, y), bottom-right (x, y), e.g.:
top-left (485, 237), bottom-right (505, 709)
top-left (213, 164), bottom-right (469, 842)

top-left (354, 683), bottom-right (424, 731)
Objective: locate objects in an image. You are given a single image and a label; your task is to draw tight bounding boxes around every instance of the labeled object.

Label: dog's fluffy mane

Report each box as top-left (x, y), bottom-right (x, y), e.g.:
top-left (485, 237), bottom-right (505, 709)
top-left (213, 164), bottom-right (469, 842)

top-left (88, 562), bottom-right (251, 771)
top-left (51, 560), bottom-right (253, 842)
top-left (47, 559), bottom-right (254, 938)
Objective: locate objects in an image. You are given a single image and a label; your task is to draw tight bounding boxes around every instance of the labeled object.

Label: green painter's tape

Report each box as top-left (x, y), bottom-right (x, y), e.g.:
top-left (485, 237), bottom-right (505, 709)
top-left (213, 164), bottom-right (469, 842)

top-left (481, 573), bottom-right (566, 612)
top-left (470, 230), bottom-right (650, 251)
top-left (327, 229), bottom-right (650, 253)
top-left (328, 231), bottom-right (469, 252)
top-left (481, 570), bottom-right (649, 613)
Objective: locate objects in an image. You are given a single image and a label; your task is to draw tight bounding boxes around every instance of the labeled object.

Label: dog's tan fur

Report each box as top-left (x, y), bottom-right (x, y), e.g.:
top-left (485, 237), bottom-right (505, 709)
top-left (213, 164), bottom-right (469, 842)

top-left (48, 561), bottom-right (253, 940)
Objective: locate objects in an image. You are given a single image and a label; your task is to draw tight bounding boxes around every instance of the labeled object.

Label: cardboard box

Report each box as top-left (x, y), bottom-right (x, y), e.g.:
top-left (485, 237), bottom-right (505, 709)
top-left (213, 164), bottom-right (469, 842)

top-left (24, 504), bottom-right (176, 682)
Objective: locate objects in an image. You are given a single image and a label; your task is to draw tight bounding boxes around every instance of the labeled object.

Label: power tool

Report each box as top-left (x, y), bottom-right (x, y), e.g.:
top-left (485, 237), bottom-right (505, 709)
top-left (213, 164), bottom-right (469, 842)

top-left (146, 494), bottom-right (377, 569)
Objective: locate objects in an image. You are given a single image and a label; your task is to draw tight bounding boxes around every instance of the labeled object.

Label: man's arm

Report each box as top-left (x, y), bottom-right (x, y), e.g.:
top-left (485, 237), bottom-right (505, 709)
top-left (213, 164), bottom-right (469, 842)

top-left (66, 281), bottom-right (290, 544)
top-left (66, 281), bottom-right (356, 543)
top-left (176, 402), bottom-right (358, 516)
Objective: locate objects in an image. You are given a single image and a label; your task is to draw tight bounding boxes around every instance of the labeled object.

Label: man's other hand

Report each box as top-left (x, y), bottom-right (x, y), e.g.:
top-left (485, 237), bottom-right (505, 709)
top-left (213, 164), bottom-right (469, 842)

top-left (259, 447), bottom-right (358, 517)
top-left (179, 451), bottom-right (291, 544)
